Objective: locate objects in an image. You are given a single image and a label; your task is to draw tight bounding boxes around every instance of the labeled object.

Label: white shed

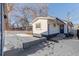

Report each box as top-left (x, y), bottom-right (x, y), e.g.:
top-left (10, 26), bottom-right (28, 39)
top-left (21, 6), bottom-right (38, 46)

top-left (32, 16), bottom-right (65, 37)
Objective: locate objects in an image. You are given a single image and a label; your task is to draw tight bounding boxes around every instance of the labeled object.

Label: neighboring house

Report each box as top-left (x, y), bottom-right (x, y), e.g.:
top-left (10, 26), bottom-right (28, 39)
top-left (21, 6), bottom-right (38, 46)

top-left (74, 24), bottom-right (79, 30)
top-left (32, 16), bottom-right (65, 38)
top-left (73, 24), bottom-right (79, 35)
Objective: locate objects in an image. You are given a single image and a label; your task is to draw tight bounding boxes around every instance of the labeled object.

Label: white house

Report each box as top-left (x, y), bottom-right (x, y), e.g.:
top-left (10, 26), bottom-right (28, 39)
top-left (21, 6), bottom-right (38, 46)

top-left (32, 16), bottom-right (65, 37)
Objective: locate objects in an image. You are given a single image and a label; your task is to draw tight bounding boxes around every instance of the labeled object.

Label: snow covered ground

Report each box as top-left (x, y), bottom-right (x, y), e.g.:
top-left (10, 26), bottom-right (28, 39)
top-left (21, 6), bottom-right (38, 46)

top-left (4, 31), bottom-right (46, 56)
top-left (4, 31), bottom-right (79, 56)
top-left (4, 31), bottom-right (44, 52)
top-left (18, 39), bottom-right (79, 56)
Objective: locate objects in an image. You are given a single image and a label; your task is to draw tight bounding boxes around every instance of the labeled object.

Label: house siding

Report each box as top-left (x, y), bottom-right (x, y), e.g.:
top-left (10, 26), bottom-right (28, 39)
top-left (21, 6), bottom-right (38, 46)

top-left (68, 25), bottom-right (72, 33)
top-left (48, 20), bottom-right (60, 35)
top-left (32, 19), bottom-right (48, 36)
top-left (64, 24), bottom-right (67, 33)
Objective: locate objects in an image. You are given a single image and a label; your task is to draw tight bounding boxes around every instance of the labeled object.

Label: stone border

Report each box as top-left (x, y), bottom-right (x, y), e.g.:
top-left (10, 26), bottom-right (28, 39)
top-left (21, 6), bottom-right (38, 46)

top-left (23, 37), bottom-right (47, 49)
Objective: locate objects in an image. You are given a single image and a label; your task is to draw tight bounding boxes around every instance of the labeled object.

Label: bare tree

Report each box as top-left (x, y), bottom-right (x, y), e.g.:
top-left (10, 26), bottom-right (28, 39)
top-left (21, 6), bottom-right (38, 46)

top-left (4, 3), bottom-right (48, 30)
top-left (36, 3), bottom-right (48, 17)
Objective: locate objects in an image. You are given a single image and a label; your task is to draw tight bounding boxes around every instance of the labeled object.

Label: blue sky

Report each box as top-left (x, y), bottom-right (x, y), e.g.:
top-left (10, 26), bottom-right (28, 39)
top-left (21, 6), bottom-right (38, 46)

top-left (9, 3), bottom-right (79, 25)
top-left (48, 3), bottom-right (79, 24)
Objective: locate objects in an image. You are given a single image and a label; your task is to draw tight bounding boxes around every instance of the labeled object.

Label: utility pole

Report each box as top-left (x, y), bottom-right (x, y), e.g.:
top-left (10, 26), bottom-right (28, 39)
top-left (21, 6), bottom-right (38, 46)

top-left (64, 12), bottom-right (72, 33)
top-left (66, 12), bottom-right (71, 22)
top-left (0, 3), bottom-right (4, 56)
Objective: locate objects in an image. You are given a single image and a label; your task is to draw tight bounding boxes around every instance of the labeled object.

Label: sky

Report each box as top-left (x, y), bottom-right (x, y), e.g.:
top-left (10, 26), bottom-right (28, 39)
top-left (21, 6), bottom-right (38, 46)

top-left (48, 3), bottom-right (79, 24)
top-left (9, 3), bottom-right (79, 25)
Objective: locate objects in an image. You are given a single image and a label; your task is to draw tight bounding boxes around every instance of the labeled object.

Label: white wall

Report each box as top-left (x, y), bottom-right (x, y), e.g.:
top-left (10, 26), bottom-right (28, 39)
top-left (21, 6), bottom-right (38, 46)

top-left (48, 20), bottom-right (60, 34)
top-left (33, 19), bottom-right (65, 36)
top-left (64, 24), bottom-right (67, 33)
top-left (32, 19), bottom-right (48, 35)
top-left (68, 26), bottom-right (72, 33)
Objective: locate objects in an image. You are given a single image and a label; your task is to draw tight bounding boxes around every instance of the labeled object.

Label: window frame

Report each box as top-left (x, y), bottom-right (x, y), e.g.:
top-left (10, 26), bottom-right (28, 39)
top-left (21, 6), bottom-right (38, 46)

top-left (35, 23), bottom-right (41, 29)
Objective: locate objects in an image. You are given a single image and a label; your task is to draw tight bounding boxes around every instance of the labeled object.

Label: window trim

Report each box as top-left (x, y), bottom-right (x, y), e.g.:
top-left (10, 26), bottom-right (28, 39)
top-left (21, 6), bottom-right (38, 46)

top-left (35, 23), bottom-right (41, 29)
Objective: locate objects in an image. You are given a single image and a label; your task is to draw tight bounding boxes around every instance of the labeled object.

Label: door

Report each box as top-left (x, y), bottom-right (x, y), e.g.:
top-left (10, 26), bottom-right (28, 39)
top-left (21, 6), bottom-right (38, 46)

top-left (60, 25), bottom-right (64, 33)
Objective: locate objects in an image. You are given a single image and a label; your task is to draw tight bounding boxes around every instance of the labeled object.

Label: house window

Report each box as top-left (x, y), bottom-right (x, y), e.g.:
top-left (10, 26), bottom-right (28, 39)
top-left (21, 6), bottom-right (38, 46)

top-left (36, 23), bottom-right (41, 28)
top-left (53, 23), bottom-right (56, 27)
